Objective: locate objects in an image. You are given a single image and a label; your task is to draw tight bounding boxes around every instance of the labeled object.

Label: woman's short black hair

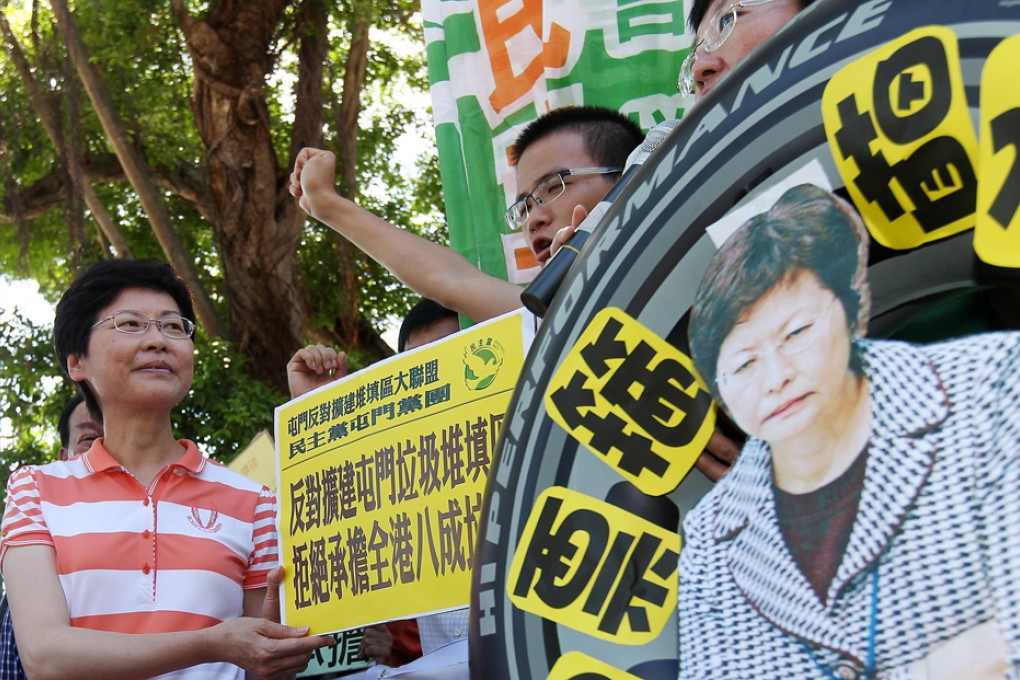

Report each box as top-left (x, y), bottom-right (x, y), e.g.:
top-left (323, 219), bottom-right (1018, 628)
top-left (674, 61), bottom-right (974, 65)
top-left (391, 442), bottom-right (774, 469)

top-left (688, 184), bottom-right (870, 402)
top-left (53, 259), bottom-right (195, 421)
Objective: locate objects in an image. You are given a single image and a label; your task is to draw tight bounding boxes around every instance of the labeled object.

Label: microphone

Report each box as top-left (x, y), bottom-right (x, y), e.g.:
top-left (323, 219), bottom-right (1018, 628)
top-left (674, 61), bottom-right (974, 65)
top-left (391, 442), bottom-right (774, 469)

top-left (520, 119), bottom-right (680, 317)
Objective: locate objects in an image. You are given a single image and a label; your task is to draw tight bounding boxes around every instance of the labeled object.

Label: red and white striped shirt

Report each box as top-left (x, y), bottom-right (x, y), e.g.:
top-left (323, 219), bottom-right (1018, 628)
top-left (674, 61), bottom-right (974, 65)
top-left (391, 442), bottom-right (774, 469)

top-left (0, 439), bottom-right (278, 679)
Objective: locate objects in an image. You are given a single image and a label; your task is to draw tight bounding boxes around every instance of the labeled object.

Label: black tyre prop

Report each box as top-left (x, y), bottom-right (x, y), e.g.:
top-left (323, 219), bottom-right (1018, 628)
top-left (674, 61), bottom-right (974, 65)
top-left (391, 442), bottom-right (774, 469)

top-left (471, 0), bottom-right (1020, 677)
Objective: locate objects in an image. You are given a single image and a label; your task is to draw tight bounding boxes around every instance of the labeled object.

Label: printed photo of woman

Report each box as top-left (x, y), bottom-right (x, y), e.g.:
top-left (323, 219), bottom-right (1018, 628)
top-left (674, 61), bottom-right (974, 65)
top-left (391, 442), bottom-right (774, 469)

top-left (679, 184), bottom-right (1019, 679)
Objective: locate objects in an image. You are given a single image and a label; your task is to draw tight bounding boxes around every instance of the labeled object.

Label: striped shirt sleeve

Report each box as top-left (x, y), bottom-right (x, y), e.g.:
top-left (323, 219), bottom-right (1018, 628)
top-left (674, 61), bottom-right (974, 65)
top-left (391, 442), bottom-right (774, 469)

top-left (244, 486), bottom-right (278, 590)
top-left (0, 466), bottom-right (53, 568)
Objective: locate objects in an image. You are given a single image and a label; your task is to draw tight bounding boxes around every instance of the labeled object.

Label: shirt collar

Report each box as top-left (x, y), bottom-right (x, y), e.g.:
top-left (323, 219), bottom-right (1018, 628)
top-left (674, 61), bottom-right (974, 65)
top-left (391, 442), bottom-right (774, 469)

top-left (83, 438), bottom-right (207, 474)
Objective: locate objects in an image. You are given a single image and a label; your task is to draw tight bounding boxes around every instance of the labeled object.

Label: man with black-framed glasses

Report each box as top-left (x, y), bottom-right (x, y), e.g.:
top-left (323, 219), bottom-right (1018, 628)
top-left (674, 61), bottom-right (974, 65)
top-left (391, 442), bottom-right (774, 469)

top-left (543, 0), bottom-right (815, 279)
top-left (505, 166), bottom-right (623, 258)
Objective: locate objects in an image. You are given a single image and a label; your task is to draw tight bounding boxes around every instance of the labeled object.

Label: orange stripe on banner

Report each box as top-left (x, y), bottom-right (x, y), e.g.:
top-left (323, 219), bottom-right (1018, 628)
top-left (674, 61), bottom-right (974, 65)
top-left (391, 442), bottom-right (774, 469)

top-left (545, 24), bottom-right (570, 68)
top-left (515, 246), bottom-right (539, 271)
top-left (478, 0), bottom-right (570, 113)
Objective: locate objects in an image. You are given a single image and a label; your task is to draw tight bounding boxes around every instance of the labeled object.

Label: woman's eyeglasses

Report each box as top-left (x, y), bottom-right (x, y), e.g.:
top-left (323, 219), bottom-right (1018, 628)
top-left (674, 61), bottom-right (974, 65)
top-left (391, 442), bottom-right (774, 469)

top-left (716, 295), bottom-right (836, 389)
top-left (91, 310), bottom-right (196, 339)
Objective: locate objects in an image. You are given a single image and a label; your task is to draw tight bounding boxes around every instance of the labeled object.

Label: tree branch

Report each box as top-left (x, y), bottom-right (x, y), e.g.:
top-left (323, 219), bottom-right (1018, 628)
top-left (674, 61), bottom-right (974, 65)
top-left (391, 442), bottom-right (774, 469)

top-left (0, 154), bottom-right (215, 227)
top-left (0, 10), bottom-right (132, 258)
top-left (50, 0), bottom-right (227, 337)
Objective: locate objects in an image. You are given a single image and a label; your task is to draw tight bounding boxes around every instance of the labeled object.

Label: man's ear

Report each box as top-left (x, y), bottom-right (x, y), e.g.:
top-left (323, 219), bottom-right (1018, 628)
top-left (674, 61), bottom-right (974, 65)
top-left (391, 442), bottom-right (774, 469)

top-left (67, 353), bottom-right (87, 381)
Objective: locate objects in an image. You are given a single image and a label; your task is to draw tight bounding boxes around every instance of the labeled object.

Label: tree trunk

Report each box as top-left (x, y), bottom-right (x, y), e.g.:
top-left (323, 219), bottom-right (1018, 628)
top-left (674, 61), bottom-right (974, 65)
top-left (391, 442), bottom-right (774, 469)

top-left (49, 0), bottom-right (224, 336)
top-left (172, 0), bottom-right (312, 392)
top-left (333, 17), bottom-right (369, 348)
top-left (299, 1), bottom-right (391, 358)
top-left (0, 11), bottom-right (132, 259)
top-left (173, 0), bottom-right (393, 391)
top-left (327, 10), bottom-right (392, 356)
top-left (0, 115), bottom-right (30, 275)
top-left (336, 16), bottom-right (369, 201)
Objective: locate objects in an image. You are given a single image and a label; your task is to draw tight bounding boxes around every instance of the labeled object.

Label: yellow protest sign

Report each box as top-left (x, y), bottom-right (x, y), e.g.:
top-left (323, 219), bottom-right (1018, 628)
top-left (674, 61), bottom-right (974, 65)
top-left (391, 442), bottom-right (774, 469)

top-left (823, 26), bottom-right (978, 250)
top-left (228, 430), bottom-right (277, 491)
top-left (975, 35), bottom-right (1020, 268)
top-left (276, 310), bottom-right (533, 633)
top-left (544, 307), bottom-right (714, 496)
top-left (508, 486), bottom-right (681, 645)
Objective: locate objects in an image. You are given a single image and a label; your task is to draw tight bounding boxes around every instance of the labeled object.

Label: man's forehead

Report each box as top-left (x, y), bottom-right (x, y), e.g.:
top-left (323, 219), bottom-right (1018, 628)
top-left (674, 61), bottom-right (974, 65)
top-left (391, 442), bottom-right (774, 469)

top-left (514, 131), bottom-right (594, 193)
top-left (70, 403), bottom-right (100, 431)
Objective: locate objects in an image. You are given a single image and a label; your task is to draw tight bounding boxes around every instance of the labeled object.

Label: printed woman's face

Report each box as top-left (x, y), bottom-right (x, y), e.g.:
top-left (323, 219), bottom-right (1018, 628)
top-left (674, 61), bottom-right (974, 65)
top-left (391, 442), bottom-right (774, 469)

top-left (715, 269), bottom-right (854, 449)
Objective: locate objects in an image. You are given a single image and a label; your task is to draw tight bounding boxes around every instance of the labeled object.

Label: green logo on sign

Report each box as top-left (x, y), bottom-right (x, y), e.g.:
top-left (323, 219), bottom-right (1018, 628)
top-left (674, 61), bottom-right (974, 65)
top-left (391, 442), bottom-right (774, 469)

top-left (464, 338), bottom-right (505, 391)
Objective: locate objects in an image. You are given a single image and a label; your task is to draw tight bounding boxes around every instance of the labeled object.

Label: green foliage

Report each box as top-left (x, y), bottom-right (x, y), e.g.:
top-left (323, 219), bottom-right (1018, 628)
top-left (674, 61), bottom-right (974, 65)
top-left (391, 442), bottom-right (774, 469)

top-left (178, 334), bottom-right (286, 465)
top-left (0, 310), bottom-right (68, 492)
top-left (0, 1), bottom-right (446, 478)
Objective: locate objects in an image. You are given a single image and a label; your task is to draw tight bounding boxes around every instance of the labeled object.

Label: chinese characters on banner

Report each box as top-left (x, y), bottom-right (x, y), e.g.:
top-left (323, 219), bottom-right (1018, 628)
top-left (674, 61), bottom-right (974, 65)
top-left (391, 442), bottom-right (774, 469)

top-left (823, 27), bottom-right (1020, 263)
top-left (507, 308), bottom-right (712, 645)
top-left (546, 307), bottom-right (715, 496)
top-left (422, 0), bottom-right (691, 285)
top-left (276, 310), bottom-right (534, 634)
top-left (298, 628), bottom-right (371, 677)
top-left (509, 487), bottom-right (681, 644)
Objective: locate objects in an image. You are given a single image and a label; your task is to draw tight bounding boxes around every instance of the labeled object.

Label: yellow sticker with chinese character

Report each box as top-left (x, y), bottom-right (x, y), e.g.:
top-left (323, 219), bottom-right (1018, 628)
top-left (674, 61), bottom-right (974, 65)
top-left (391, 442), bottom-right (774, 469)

top-left (823, 26), bottom-right (978, 250)
top-left (508, 486), bottom-right (681, 645)
top-left (975, 35), bottom-right (1020, 268)
top-left (546, 652), bottom-right (643, 680)
top-left (544, 307), bottom-right (714, 496)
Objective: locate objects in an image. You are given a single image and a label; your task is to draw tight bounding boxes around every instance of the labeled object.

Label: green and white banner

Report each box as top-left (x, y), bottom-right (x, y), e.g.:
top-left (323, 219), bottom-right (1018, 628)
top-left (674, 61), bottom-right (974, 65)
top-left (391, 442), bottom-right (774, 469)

top-left (422, 0), bottom-right (691, 285)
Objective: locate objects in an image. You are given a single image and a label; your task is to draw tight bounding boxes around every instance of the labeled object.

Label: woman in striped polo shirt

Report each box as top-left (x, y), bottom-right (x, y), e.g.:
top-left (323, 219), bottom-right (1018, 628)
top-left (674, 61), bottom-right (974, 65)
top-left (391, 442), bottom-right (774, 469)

top-left (1, 259), bottom-right (333, 679)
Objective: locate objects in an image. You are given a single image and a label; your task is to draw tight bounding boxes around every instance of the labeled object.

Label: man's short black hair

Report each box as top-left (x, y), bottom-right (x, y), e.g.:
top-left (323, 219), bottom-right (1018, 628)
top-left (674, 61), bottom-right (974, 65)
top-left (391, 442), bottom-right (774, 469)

top-left (57, 394), bottom-right (86, 449)
top-left (687, 0), bottom-right (815, 34)
top-left (54, 259), bottom-right (196, 422)
top-left (398, 299), bottom-right (458, 353)
top-left (510, 105), bottom-right (644, 170)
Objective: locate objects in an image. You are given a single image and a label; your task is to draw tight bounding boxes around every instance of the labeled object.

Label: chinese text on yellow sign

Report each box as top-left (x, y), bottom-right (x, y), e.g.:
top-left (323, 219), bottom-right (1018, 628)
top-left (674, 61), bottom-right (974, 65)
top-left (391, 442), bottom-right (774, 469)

top-left (276, 311), bottom-right (533, 633)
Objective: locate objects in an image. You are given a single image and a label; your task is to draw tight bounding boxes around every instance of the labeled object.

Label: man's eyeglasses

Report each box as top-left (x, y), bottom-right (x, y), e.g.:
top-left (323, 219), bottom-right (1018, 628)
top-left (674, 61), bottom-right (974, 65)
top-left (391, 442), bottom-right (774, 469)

top-left (91, 310), bottom-right (197, 339)
top-left (678, 0), bottom-right (779, 97)
top-left (505, 167), bottom-right (623, 230)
